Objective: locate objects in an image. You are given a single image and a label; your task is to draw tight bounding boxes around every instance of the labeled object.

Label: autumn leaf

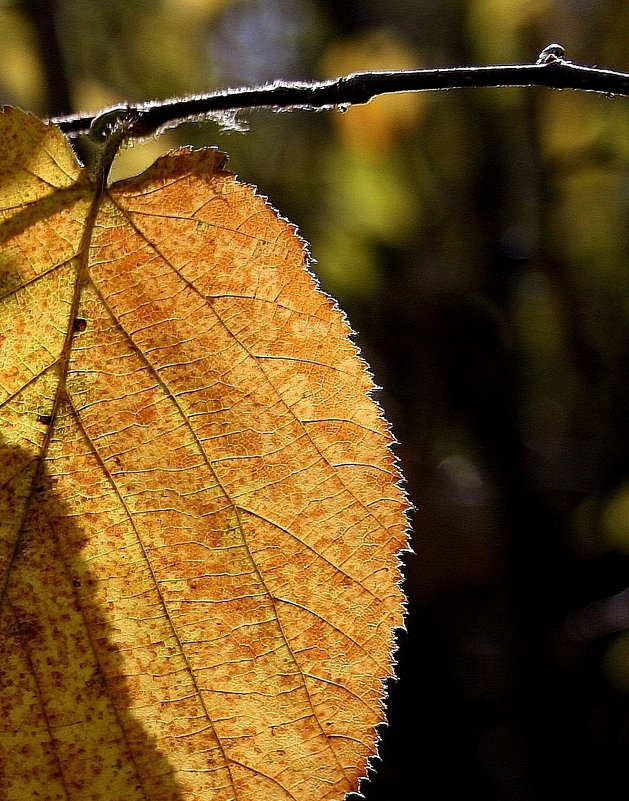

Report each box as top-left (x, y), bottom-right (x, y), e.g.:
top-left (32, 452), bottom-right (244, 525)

top-left (0, 106), bottom-right (408, 801)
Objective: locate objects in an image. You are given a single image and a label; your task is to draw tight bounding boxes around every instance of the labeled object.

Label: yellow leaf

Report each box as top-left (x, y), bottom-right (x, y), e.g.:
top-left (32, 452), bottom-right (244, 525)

top-left (0, 106), bottom-right (408, 801)
top-left (321, 31), bottom-right (426, 156)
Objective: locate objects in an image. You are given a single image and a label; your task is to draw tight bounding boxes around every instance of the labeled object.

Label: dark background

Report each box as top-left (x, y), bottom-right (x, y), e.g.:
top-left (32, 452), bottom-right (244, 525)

top-left (2, 1), bottom-right (628, 798)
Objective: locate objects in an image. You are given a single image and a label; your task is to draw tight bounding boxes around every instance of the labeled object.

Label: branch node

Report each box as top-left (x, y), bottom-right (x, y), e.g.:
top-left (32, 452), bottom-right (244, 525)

top-left (536, 43), bottom-right (567, 65)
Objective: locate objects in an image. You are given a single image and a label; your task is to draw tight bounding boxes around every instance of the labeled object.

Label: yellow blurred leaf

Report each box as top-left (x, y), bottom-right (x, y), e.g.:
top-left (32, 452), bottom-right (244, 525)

top-left (321, 31), bottom-right (425, 156)
top-left (602, 631), bottom-right (629, 692)
top-left (0, 7), bottom-right (45, 109)
top-left (467, 0), bottom-right (551, 63)
top-left (0, 107), bottom-right (407, 800)
top-left (602, 481), bottom-right (629, 552)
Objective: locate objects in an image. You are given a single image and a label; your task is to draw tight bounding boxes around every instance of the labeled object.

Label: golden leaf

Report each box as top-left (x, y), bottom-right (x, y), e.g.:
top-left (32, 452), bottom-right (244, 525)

top-left (0, 106), bottom-right (408, 801)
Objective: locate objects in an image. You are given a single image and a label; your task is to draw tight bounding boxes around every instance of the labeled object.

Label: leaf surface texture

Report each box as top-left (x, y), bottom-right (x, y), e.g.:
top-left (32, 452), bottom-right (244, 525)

top-left (0, 107), bottom-right (407, 801)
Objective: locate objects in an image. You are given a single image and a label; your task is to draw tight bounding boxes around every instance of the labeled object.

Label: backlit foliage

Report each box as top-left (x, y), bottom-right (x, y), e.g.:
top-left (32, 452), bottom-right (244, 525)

top-left (0, 107), bottom-right (407, 801)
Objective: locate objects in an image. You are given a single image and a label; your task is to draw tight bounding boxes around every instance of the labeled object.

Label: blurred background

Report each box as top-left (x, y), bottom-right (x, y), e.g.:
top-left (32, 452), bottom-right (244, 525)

top-left (1, 0), bottom-right (627, 798)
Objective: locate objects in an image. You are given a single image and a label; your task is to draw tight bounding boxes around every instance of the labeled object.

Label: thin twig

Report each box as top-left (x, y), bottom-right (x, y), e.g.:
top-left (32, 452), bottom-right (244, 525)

top-left (49, 47), bottom-right (629, 140)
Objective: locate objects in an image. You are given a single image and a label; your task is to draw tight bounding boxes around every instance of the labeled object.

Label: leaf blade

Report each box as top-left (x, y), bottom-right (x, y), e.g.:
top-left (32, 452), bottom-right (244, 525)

top-left (0, 109), bottom-right (408, 801)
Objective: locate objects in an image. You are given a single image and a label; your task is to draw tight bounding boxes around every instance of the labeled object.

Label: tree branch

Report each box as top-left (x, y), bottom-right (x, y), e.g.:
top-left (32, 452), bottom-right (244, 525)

top-left (49, 45), bottom-right (628, 140)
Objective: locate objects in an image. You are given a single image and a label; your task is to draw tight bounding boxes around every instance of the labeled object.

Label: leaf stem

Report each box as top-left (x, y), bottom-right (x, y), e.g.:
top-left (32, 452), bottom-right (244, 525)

top-left (49, 46), bottom-right (629, 140)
